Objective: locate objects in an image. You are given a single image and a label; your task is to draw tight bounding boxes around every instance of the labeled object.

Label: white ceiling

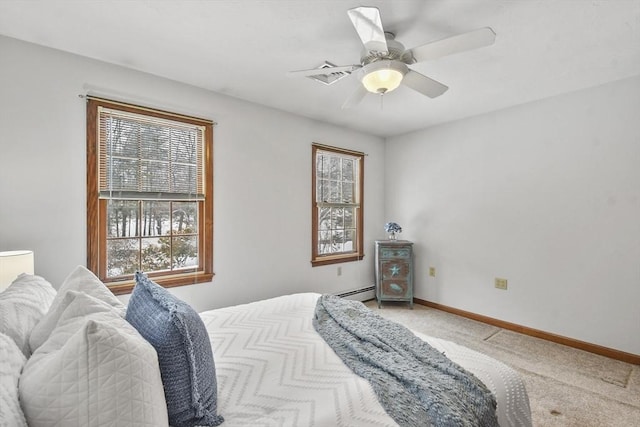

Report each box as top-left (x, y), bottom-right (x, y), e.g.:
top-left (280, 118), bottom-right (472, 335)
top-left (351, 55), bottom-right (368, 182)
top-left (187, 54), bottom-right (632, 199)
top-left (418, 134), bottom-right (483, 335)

top-left (1, 0), bottom-right (639, 137)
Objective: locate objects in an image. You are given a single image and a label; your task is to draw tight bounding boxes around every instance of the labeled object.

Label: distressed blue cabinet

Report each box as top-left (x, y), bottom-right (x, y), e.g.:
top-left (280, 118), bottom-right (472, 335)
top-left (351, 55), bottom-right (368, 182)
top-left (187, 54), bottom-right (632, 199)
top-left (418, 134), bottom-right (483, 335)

top-left (375, 240), bottom-right (413, 309)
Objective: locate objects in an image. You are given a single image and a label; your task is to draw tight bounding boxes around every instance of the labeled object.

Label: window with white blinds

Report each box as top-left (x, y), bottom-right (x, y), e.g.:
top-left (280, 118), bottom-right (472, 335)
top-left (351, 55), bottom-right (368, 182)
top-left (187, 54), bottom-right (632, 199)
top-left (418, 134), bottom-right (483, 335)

top-left (311, 143), bottom-right (364, 266)
top-left (87, 98), bottom-right (214, 294)
top-left (98, 107), bottom-right (205, 201)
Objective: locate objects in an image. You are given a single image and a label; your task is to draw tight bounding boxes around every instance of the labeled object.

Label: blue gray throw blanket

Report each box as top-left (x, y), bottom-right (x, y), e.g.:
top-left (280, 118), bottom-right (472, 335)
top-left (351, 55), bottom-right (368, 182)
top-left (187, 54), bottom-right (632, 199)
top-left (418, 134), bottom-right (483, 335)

top-left (313, 295), bottom-right (499, 427)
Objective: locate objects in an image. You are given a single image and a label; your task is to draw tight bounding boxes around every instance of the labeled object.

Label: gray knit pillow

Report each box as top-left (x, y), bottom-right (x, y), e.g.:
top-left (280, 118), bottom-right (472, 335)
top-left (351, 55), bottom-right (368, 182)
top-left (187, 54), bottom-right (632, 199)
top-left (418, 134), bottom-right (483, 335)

top-left (126, 272), bottom-right (223, 427)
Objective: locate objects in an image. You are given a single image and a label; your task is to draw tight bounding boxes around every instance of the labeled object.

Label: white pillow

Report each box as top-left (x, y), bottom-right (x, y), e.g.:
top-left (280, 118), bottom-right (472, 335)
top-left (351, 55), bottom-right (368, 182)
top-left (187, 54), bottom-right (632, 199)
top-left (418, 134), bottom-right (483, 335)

top-left (0, 332), bottom-right (28, 427)
top-left (29, 265), bottom-right (126, 352)
top-left (32, 290), bottom-right (118, 356)
top-left (20, 292), bottom-right (169, 427)
top-left (0, 273), bottom-right (56, 357)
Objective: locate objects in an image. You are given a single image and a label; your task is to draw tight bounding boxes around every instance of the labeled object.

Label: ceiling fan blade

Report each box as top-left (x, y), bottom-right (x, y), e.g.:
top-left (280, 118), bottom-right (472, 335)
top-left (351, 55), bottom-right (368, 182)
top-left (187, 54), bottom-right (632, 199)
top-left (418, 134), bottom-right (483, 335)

top-left (347, 6), bottom-right (388, 55)
top-left (402, 70), bottom-right (448, 98)
top-left (287, 65), bottom-right (360, 78)
top-left (409, 27), bottom-right (496, 63)
top-left (342, 84), bottom-right (368, 109)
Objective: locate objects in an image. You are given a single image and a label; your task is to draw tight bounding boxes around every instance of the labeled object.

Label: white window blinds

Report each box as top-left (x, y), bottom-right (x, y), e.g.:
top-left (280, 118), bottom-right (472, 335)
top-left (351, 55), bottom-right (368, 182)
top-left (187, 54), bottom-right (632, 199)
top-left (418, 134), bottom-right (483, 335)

top-left (98, 106), bottom-right (205, 201)
top-left (315, 149), bottom-right (360, 207)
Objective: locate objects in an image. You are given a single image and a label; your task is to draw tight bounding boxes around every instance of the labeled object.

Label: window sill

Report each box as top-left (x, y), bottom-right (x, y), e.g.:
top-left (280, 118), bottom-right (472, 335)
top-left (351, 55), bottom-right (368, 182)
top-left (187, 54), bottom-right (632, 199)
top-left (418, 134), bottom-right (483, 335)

top-left (311, 253), bottom-right (364, 267)
top-left (106, 271), bottom-right (214, 295)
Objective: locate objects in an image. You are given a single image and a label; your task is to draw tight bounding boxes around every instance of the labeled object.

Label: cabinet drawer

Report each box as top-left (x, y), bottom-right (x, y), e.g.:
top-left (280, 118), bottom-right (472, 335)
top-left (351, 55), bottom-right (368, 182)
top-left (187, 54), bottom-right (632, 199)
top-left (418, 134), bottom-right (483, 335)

top-left (380, 279), bottom-right (409, 298)
top-left (379, 247), bottom-right (411, 259)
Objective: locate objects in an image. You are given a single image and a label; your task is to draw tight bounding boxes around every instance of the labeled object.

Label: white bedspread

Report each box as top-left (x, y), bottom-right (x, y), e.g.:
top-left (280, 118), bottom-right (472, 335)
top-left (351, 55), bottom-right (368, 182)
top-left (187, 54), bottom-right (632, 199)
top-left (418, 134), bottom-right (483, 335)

top-left (200, 293), bottom-right (532, 427)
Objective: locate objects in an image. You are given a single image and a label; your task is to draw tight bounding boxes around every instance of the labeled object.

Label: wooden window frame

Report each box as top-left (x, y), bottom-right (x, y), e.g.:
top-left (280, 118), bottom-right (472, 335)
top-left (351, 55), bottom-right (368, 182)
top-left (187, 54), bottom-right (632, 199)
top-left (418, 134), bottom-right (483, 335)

top-left (86, 97), bottom-right (214, 294)
top-left (311, 143), bottom-right (364, 266)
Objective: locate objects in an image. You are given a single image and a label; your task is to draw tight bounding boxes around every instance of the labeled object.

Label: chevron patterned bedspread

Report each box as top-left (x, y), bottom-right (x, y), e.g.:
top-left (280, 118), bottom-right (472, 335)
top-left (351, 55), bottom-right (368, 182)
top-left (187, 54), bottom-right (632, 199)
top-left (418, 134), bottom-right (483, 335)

top-left (200, 293), bottom-right (532, 427)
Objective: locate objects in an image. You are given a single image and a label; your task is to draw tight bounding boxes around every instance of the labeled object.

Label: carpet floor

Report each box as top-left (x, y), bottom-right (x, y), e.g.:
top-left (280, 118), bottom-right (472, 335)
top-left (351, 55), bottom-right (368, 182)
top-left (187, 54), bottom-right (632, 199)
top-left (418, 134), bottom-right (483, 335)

top-left (364, 300), bottom-right (640, 427)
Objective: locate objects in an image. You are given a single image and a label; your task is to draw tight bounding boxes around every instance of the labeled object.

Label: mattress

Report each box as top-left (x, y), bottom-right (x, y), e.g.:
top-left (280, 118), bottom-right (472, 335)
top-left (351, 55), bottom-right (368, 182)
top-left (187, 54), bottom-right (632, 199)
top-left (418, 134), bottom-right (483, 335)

top-left (200, 293), bottom-right (532, 426)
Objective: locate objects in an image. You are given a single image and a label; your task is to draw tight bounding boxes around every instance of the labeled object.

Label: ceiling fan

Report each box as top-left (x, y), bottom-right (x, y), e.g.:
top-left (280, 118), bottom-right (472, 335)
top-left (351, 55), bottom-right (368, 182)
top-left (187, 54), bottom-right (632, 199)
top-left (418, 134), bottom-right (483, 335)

top-left (288, 6), bottom-right (496, 108)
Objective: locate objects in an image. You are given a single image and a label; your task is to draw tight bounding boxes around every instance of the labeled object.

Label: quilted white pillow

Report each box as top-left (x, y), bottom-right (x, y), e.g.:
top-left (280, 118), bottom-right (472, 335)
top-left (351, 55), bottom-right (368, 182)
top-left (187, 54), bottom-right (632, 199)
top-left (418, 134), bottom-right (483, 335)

top-left (20, 292), bottom-right (169, 427)
top-left (31, 290), bottom-right (121, 356)
top-left (0, 273), bottom-right (56, 357)
top-left (29, 265), bottom-right (126, 352)
top-left (0, 332), bottom-right (28, 427)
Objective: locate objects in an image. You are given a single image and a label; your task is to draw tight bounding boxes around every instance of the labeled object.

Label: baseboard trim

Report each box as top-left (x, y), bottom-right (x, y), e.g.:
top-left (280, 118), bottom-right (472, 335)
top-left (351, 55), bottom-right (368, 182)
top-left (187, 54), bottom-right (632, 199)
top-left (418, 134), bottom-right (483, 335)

top-left (413, 298), bottom-right (640, 365)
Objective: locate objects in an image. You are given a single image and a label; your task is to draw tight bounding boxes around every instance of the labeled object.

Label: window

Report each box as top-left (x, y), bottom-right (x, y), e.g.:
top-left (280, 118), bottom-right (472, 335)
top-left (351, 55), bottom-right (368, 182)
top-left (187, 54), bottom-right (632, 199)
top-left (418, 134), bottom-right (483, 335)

top-left (311, 144), bottom-right (364, 266)
top-left (87, 98), bottom-right (213, 294)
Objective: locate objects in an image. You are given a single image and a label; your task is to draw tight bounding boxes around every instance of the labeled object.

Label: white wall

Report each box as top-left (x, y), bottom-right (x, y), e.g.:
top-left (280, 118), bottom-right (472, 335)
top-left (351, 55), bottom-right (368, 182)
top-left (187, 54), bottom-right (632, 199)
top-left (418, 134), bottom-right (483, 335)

top-left (3, 34), bottom-right (637, 355)
top-left (385, 75), bottom-right (640, 355)
top-left (0, 35), bottom-right (385, 312)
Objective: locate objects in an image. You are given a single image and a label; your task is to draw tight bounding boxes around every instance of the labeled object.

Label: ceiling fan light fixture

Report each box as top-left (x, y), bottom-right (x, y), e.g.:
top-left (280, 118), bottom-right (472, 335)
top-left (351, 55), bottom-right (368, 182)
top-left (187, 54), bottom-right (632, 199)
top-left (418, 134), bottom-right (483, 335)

top-left (362, 69), bottom-right (403, 93)
top-left (360, 60), bottom-right (408, 94)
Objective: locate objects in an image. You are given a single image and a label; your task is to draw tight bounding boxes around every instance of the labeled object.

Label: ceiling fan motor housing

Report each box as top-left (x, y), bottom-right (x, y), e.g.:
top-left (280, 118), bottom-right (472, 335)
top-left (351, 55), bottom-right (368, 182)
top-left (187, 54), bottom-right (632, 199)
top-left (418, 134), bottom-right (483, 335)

top-left (360, 34), bottom-right (414, 66)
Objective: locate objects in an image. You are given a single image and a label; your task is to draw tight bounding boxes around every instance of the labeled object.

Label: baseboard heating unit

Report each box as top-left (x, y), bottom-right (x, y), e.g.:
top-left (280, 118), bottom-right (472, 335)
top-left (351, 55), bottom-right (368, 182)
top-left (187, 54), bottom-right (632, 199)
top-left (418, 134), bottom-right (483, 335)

top-left (335, 285), bottom-right (375, 302)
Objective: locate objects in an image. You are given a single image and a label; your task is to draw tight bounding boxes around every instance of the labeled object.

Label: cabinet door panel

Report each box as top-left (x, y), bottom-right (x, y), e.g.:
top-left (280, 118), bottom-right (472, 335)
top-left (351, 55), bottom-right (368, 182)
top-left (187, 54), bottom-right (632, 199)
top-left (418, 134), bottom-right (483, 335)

top-left (380, 260), bottom-right (410, 280)
top-left (380, 279), bottom-right (409, 297)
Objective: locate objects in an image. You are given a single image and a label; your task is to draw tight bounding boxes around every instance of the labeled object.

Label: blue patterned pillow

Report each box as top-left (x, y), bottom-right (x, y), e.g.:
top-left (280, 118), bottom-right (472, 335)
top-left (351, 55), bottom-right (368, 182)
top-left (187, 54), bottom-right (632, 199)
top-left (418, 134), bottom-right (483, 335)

top-left (126, 272), bottom-right (224, 427)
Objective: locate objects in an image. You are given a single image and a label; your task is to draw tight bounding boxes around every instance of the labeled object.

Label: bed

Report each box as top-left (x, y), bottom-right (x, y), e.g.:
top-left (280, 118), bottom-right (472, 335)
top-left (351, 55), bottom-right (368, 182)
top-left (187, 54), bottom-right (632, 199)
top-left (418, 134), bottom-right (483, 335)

top-left (203, 292), bottom-right (532, 427)
top-left (1, 266), bottom-right (532, 427)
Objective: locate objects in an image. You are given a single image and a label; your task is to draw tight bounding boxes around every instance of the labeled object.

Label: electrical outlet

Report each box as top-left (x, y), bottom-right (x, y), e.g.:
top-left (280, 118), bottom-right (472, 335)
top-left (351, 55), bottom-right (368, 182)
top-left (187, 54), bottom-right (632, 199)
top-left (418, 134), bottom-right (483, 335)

top-left (337, 266), bottom-right (342, 276)
top-left (495, 278), bottom-right (508, 290)
top-left (429, 267), bottom-right (436, 277)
